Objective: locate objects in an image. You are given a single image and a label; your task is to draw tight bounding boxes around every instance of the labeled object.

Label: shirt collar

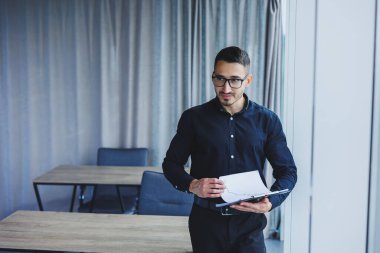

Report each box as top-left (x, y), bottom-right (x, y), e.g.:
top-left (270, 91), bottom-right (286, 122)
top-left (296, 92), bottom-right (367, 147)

top-left (213, 93), bottom-right (251, 114)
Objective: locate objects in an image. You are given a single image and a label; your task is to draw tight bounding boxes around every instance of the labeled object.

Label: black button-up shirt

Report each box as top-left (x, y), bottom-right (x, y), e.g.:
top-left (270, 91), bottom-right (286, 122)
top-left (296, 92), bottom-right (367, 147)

top-left (162, 94), bottom-right (297, 209)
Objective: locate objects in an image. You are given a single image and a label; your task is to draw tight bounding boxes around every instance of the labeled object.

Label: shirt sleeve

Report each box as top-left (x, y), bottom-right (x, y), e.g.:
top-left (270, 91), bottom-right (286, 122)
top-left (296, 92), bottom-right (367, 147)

top-left (264, 114), bottom-right (297, 210)
top-left (162, 110), bottom-right (195, 192)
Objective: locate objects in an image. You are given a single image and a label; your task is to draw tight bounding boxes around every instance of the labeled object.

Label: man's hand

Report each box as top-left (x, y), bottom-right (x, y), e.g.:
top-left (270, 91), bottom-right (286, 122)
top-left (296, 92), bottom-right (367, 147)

top-left (230, 197), bottom-right (272, 213)
top-left (189, 178), bottom-right (225, 198)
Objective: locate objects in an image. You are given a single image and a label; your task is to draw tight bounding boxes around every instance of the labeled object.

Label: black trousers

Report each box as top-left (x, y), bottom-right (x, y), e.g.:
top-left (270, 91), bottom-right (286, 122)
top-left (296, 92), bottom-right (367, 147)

top-left (189, 204), bottom-right (267, 253)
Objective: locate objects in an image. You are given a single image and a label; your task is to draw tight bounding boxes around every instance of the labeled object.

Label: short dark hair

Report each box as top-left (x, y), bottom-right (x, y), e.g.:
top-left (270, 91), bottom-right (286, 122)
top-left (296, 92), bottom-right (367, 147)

top-left (214, 46), bottom-right (250, 69)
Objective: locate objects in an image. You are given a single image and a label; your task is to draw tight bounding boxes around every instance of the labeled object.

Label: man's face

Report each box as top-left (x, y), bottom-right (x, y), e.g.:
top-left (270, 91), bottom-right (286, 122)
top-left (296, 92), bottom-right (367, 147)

top-left (213, 61), bottom-right (252, 107)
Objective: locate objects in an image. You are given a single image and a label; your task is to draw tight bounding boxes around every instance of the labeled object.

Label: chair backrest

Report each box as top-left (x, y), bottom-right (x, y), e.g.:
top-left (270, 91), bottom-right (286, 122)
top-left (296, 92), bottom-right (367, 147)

top-left (78, 147), bottom-right (149, 213)
top-left (138, 171), bottom-right (194, 216)
top-left (94, 147), bottom-right (148, 198)
top-left (97, 147), bottom-right (148, 166)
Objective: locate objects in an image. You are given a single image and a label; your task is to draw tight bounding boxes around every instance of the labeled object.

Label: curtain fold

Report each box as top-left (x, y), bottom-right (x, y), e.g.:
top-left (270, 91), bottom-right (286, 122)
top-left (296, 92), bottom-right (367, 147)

top-left (262, 0), bottom-right (284, 239)
top-left (0, 0), bottom-right (284, 234)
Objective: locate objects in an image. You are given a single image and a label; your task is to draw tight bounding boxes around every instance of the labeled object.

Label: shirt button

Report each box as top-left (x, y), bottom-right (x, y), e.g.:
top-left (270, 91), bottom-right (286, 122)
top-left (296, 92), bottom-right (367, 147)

top-left (230, 134), bottom-right (234, 138)
top-left (230, 117), bottom-right (233, 120)
top-left (231, 155), bottom-right (234, 159)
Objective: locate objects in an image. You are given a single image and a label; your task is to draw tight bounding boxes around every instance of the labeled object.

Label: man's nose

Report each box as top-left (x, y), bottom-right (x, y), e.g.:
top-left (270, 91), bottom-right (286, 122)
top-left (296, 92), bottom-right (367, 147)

top-left (222, 81), bottom-right (232, 92)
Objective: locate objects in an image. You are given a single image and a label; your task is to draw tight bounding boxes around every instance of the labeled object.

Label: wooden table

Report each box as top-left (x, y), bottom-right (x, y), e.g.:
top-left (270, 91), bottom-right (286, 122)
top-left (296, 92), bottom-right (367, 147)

top-left (0, 210), bottom-right (192, 253)
top-left (33, 165), bottom-right (163, 212)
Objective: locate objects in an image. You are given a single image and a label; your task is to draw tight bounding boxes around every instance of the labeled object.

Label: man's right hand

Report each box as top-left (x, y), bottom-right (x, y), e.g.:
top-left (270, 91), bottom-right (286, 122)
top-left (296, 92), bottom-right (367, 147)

top-left (189, 178), bottom-right (225, 198)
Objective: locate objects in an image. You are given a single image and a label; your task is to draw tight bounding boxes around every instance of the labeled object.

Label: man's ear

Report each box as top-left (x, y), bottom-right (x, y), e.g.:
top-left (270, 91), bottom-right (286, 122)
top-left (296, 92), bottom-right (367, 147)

top-left (245, 74), bottom-right (253, 87)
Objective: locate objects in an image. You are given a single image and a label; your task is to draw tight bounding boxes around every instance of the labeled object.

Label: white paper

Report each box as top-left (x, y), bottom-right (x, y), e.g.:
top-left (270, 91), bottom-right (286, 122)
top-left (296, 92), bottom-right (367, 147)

top-left (219, 171), bottom-right (271, 203)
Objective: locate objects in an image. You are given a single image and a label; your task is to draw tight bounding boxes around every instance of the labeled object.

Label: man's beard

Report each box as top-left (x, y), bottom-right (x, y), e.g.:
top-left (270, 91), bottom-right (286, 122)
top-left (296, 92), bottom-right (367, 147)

top-left (218, 92), bottom-right (243, 106)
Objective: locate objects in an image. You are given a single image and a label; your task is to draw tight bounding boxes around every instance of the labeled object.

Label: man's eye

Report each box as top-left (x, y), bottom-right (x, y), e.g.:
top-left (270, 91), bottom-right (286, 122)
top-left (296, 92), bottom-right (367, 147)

top-left (230, 79), bottom-right (240, 83)
top-left (216, 77), bottom-right (225, 81)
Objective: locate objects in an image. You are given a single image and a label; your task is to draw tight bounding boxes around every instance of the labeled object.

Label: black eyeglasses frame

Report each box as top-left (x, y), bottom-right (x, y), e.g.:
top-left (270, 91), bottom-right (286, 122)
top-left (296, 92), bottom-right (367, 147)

top-left (211, 73), bottom-right (249, 89)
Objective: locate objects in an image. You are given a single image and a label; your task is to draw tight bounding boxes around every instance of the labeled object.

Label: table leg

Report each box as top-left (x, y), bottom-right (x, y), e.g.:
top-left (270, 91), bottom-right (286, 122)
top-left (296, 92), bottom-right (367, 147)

top-left (33, 183), bottom-right (44, 211)
top-left (133, 186), bottom-right (141, 214)
top-left (89, 185), bottom-right (97, 213)
top-left (116, 186), bottom-right (125, 213)
top-left (70, 185), bottom-right (77, 212)
top-left (79, 185), bottom-right (86, 207)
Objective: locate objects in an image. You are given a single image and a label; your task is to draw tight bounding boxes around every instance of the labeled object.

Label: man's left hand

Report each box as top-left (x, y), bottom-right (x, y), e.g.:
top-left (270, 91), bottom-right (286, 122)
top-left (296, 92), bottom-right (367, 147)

top-left (230, 197), bottom-right (272, 213)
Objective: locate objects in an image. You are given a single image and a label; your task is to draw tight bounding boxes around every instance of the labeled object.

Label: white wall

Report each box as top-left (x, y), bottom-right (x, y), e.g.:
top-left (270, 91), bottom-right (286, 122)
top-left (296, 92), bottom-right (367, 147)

top-left (368, 2), bottom-right (380, 252)
top-left (285, 1), bottom-right (377, 253)
top-left (283, 0), bottom-right (315, 252)
top-left (312, 1), bottom-right (374, 252)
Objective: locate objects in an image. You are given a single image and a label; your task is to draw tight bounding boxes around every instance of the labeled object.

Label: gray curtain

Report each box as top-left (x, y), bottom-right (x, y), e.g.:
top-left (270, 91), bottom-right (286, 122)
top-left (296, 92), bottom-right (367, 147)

top-left (262, 0), bottom-right (284, 239)
top-left (0, 0), bottom-right (283, 232)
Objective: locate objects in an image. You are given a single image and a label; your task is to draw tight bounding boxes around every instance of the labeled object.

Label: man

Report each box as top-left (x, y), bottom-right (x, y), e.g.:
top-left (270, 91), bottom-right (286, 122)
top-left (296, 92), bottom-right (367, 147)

top-left (162, 46), bottom-right (297, 253)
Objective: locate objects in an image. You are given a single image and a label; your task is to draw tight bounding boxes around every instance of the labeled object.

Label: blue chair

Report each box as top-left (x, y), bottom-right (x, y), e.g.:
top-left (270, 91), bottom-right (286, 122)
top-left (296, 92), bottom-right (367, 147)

top-left (79, 147), bottom-right (148, 213)
top-left (97, 147), bottom-right (148, 167)
top-left (137, 171), bottom-right (193, 216)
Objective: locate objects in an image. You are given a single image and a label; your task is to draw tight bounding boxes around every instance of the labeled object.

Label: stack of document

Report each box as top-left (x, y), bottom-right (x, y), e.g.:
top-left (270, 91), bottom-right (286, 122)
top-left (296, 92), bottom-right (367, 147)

top-left (216, 171), bottom-right (289, 208)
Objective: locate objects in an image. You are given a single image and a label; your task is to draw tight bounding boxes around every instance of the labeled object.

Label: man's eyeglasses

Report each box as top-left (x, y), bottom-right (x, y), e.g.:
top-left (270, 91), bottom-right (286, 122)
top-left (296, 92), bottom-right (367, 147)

top-left (212, 74), bottom-right (249, 89)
